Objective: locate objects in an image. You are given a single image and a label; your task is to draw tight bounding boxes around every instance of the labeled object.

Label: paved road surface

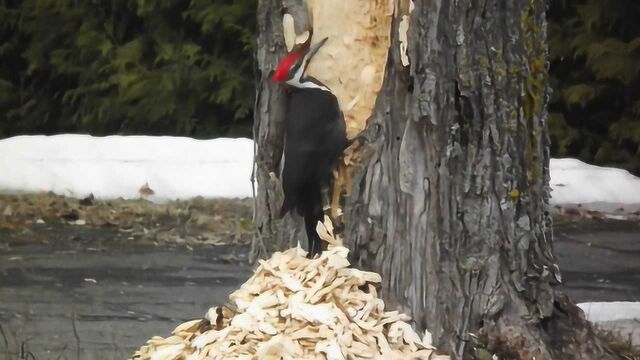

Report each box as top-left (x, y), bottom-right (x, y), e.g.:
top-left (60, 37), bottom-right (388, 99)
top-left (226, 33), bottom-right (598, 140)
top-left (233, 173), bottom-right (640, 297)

top-left (554, 221), bottom-right (640, 302)
top-left (0, 220), bottom-right (638, 359)
top-left (0, 243), bottom-right (251, 359)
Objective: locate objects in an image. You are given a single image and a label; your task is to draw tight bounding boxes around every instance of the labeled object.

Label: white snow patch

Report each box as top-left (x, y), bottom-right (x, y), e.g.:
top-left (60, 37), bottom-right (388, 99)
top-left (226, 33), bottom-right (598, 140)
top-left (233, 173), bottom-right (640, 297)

top-left (0, 134), bottom-right (254, 202)
top-left (579, 302), bottom-right (640, 346)
top-left (2, 136), bottom-right (640, 209)
top-left (578, 302), bottom-right (640, 323)
top-left (550, 158), bottom-right (640, 206)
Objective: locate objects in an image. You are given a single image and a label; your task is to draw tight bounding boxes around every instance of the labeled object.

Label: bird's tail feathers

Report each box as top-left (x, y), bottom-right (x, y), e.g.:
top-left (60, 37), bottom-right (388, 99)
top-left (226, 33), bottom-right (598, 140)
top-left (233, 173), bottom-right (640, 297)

top-left (302, 184), bottom-right (324, 257)
top-left (279, 197), bottom-right (291, 219)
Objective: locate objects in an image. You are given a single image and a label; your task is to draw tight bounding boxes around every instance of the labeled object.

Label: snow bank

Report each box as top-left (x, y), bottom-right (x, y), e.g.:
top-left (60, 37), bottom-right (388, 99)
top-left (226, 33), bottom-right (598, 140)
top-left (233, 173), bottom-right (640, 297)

top-left (578, 302), bottom-right (640, 323)
top-left (2, 135), bottom-right (640, 207)
top-left (578, 302), bottom-right (640, 346)
top-left (0, 135), bottom-right (254, 202)
top-left (550, 158), bottom-right (640, 207)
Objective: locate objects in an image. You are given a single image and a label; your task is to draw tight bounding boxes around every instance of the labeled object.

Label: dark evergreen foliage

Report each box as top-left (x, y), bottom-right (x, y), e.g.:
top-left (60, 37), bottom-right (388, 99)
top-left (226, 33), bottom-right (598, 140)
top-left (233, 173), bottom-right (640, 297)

top-left (548, 0), bottom-right (640, 174)
top-left (0, 0), bottom-right (256, 138)
top-left (1, 0), bottom-right (639, 174)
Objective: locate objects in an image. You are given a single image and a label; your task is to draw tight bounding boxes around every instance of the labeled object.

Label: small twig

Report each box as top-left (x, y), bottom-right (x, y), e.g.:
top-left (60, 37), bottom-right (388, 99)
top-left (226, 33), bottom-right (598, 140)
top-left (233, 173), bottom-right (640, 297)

top-left (71, 313), bottom-right (81, 360)
top-left (0, 323), bottom-right (9, 357)
top-left (9, 325), bottom-right (19, 360)
top-left (52, 344), bottom-right (68, 360)
top-left (249, 125), bottom-right (266, 264)
top-left (250, 84), bottom-right (260, 228)
top-left (20, 342), bottom-right (36, 360)
top-left (111, 331), bottom-right (120, 360)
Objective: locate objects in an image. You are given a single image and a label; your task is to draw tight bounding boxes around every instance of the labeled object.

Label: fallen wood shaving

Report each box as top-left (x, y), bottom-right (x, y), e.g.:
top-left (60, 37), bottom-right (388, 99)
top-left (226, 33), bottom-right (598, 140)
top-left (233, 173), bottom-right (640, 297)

top-left (132, 219), bottom-right (449, 360)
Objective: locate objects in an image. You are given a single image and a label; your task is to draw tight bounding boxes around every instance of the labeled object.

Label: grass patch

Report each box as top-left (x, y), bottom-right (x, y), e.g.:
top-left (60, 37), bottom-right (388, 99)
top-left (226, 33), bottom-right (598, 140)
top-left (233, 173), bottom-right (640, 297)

top-left (594, 325), bottom-right (640, 360)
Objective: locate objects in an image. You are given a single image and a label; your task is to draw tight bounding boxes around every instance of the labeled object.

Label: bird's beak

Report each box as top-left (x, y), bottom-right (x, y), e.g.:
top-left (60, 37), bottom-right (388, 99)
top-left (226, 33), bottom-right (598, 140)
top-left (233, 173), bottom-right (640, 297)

top-left (304, 37), bottom-right (328, 64)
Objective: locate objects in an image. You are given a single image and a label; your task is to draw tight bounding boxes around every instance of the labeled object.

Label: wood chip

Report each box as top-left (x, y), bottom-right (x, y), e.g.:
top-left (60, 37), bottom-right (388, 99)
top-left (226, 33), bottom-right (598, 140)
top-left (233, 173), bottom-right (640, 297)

top-left (130, 218), bottom-right (449, 360)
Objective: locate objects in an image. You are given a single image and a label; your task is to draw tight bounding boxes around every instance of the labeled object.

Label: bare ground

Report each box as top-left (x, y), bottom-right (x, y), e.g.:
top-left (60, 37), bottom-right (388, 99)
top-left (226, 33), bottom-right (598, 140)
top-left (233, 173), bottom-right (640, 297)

top-left (0, 193), bottom-right (638, 359)
top-left (0, 193), bottom-right (254, 248)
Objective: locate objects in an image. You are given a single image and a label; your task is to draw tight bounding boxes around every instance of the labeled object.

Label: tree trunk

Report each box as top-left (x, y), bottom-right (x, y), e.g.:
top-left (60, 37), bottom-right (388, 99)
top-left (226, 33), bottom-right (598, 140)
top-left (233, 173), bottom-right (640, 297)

top-left (252, 0), bottom-right (616, 358)
top-left (251, 0), bottom-right (312, 259)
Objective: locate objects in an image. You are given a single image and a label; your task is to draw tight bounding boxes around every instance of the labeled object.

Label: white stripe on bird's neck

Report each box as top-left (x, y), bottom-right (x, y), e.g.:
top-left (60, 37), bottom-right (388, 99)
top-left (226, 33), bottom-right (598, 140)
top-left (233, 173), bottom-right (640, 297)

top-left (286, 55), bottom-right (331, 92)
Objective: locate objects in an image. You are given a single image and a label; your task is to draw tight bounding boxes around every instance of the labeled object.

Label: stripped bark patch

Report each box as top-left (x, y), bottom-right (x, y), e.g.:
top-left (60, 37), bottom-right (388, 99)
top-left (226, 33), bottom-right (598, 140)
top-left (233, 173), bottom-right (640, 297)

top-left (305, 0), bottom-right (393, 139)
top-left (292, 0), bottom-right (394, 221)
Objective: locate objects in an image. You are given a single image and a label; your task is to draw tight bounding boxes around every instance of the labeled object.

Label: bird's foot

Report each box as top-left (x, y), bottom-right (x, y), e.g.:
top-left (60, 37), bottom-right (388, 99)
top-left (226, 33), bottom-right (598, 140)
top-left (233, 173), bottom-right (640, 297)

top-left (306, 240), bottom-right (323, 259)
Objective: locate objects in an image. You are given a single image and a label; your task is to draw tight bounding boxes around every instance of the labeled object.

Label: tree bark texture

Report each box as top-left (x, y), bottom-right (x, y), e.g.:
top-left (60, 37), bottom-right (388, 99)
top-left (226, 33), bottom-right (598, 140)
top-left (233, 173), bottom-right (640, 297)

top-left (253, 0), bottom-right (615, 358)
top-left (252, 0), bottom-right (307, 260)
top-left (344, 1), bottom-right (615, 359)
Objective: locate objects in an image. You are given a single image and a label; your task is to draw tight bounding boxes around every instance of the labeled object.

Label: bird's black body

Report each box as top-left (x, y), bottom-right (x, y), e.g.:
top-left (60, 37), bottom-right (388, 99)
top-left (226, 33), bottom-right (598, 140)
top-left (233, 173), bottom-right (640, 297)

top-left (279, 85), bottom-right (347, 257)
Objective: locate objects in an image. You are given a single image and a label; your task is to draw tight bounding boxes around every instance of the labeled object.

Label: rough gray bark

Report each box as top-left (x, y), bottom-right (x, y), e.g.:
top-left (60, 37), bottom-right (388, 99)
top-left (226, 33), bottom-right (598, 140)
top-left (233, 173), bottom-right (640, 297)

top-left (253, 0), bottom-right (616, 358)
top-left (344, 1), bottom-right (615, 359)
top-left (251, 0), bottom-right (310, 260)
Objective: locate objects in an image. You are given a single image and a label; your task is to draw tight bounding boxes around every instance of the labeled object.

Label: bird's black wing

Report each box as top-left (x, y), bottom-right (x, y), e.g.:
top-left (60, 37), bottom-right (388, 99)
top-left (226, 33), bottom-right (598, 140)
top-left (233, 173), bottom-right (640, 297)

top-left (280, 88), bottom-right (346, 217)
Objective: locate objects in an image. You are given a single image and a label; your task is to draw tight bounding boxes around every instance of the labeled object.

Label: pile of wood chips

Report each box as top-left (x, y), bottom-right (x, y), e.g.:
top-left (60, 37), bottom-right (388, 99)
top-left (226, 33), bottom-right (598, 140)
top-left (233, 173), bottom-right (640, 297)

top-left (132, 218), bottom-right (449, 360)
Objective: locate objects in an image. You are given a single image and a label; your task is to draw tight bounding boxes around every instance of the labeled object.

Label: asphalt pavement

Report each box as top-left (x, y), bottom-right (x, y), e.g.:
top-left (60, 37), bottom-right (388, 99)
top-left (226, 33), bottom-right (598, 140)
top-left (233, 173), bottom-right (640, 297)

top-left (0, 219), bottom-right (638, 359)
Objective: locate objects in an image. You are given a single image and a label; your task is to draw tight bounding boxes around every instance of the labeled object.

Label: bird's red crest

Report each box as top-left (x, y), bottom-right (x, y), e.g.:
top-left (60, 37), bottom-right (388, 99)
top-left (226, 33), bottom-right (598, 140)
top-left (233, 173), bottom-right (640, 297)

top-left (273, 51), bottom-right (304, 82)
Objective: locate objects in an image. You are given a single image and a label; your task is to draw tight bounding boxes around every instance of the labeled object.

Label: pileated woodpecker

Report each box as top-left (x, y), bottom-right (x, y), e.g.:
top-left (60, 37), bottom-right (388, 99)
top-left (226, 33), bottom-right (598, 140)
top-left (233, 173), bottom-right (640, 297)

top-left (273, 38), bottom-right (348, 258)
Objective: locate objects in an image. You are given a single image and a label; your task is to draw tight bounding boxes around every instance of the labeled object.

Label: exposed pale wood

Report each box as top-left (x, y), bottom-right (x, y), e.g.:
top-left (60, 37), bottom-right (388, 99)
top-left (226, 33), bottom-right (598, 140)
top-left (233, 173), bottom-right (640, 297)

top-left (305, 0), bottom-right (393, 140)
top-left (252, 0), bottom-right (393, 255)
top-left (253, 0), bottom-right (616, 358)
